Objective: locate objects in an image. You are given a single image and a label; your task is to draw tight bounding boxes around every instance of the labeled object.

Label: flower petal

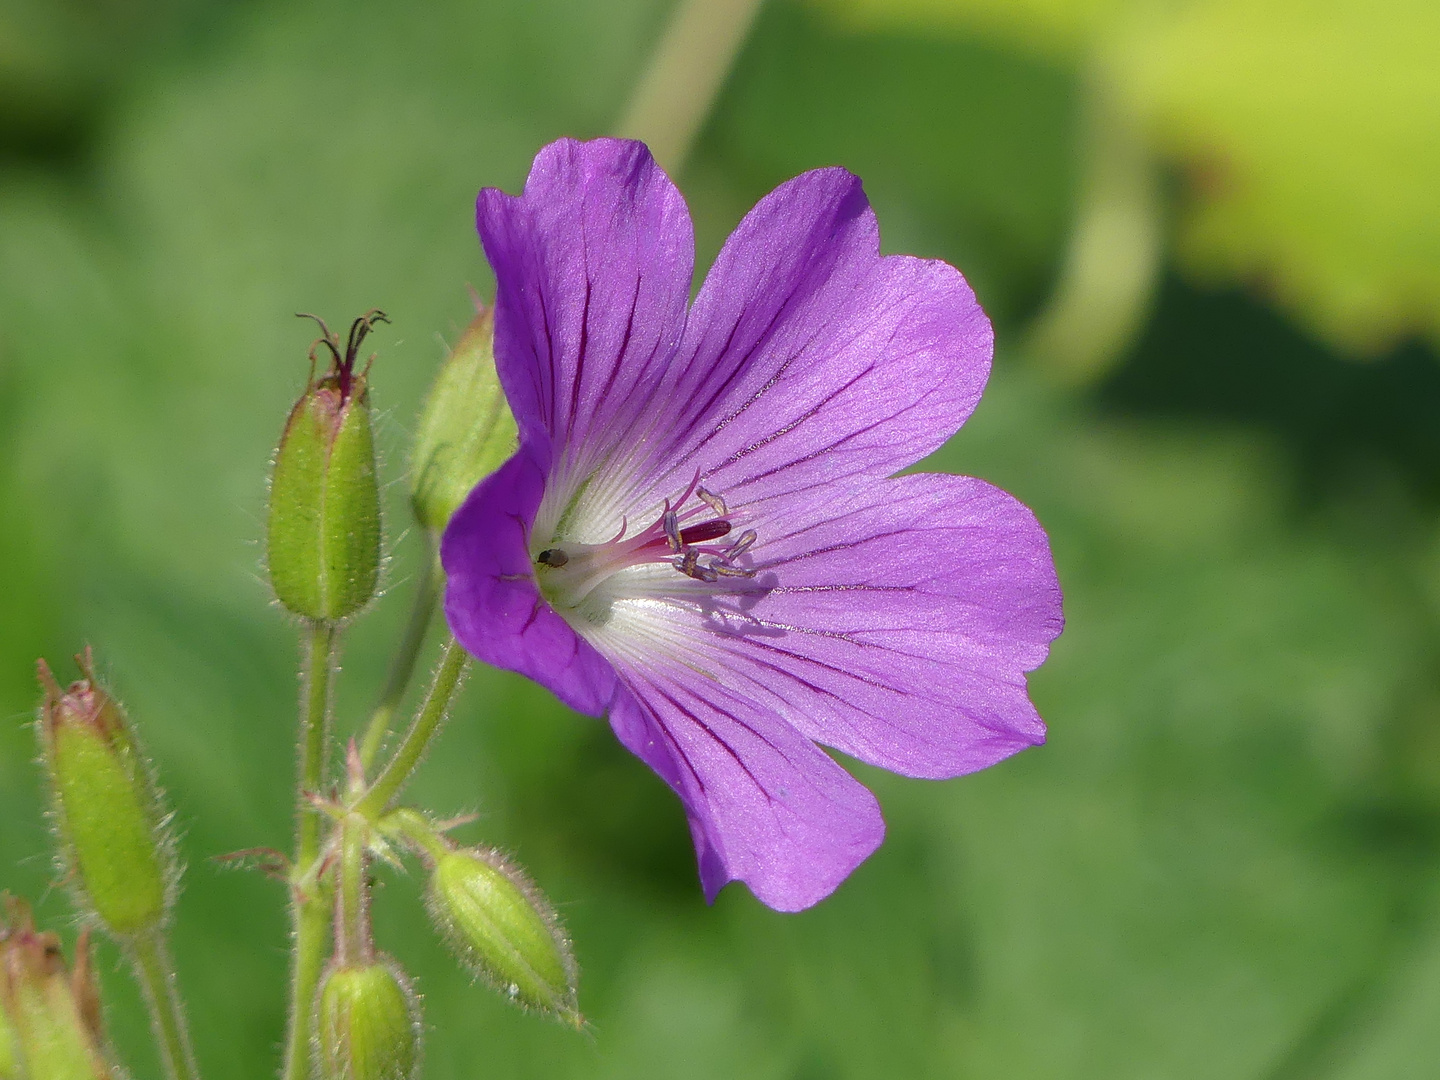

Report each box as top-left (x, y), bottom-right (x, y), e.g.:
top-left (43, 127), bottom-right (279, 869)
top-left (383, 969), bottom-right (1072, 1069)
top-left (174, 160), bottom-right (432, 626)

top-left (608, 673), bottom-right (885, 912)
top-left (587, 472), bottom-right (1062, 779)
top-left (441, 448), bottom-right (620, 717)
top-left (476, 138), bottom-right (693, 491)
top-left (646, 167), bottom-right (992, 505)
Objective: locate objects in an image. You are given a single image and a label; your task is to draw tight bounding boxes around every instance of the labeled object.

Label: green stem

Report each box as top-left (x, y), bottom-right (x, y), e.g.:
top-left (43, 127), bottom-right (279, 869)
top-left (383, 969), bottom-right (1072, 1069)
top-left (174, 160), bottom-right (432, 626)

top-left (358, 543), bottom-right (441, 770)
top-left (335, 817), bottom-right (371, 966)
top-left (130, 932), bottom-right (200, 1080)
top-left (379, 807), bottom-right (451, 863)
top-left (283, 621), bottom-right (336, 1080)
top-left (355, 638), bottom-right (469, 820)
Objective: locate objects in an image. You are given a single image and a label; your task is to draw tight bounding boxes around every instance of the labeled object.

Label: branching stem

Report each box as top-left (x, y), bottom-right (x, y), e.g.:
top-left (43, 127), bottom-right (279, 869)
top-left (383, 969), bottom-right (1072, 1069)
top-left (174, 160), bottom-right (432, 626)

top-left (355, 638), bottom-right (469, 820)
top-left (358, 543), bottom-right (441, 770)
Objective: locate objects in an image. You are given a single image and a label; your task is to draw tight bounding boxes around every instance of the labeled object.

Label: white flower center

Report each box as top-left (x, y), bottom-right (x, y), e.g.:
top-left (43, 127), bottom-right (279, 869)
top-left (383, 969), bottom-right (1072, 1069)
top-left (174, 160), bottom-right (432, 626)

top-left (533, 476), bottom-right (756, 614)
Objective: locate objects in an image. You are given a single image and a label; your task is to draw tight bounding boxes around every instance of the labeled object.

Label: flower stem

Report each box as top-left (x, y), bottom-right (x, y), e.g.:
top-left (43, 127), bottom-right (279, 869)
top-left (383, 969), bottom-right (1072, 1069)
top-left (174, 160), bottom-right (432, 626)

top-left (283, 620), bottom-right (336, 1080)
top-left (130, 932), bottom-right (200, 1080)
top-left (355, 638), bottom-right (469, 821)
top-left (335, 816), bottom-right (371, 966)
top-left (379, 807), bottom-right (451, 863)
top-left (358, 543), bottom-right (441, 771)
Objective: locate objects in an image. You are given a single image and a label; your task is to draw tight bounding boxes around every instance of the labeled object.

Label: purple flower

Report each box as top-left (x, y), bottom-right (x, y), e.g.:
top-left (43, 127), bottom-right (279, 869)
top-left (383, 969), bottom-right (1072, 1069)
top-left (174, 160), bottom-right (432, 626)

top-left (443, 138), bottom-right (1063, 912)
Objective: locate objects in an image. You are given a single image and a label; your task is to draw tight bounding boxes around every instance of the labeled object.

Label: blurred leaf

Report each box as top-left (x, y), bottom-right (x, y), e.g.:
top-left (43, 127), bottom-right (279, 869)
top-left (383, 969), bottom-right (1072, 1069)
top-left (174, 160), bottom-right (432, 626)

top-left (811, 0), bottom-right (1440, 356)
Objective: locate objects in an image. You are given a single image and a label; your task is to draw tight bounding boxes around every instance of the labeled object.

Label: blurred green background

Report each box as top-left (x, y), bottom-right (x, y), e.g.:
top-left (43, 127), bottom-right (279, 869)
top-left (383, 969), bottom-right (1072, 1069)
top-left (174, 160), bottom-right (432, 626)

top-left (3, 0), bottom-right (1440, 1076)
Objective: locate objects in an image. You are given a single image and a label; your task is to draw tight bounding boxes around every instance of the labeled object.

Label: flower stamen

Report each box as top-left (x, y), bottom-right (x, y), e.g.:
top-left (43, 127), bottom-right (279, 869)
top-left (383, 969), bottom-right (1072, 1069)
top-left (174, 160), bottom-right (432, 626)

top-left (533, 479), bottom-right (757, 609)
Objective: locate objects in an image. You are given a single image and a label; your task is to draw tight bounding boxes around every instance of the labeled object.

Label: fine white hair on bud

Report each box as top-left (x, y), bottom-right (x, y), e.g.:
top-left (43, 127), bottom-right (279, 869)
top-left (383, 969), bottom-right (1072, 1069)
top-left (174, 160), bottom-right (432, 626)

top-left (315, 958), bottom-right (421, 1080)
top-left (36, 650), bottom-right (177, 942)
top-left (424, 846), bottom-right (580, 1026)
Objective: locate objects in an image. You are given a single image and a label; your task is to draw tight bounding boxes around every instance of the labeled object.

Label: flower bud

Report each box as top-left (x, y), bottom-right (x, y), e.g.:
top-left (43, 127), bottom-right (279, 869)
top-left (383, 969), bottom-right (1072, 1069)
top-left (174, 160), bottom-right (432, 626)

top-left (0, 897), bottom-right (116, 1080)
top-left (409, 308), bottom-right (516, 533)
top-left (426, 847), bottom-right (578, 1024)
top-left (268, 312), bottom-right (386, 622)
top-left (316, 960), bottom-right (419, 1080)
top-left (37, 653), bottom-right (171, 940)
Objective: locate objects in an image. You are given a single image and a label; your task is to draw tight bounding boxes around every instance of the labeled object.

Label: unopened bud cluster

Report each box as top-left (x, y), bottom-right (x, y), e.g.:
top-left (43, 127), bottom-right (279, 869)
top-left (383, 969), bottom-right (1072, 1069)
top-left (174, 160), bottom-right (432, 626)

top-left (6, 295), bottom-right (552, 1080)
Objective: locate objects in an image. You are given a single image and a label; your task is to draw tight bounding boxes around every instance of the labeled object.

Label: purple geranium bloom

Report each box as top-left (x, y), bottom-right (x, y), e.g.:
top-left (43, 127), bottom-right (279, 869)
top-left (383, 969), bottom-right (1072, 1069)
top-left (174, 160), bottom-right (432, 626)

top-left (443, 138), bottom-right (1063, 912)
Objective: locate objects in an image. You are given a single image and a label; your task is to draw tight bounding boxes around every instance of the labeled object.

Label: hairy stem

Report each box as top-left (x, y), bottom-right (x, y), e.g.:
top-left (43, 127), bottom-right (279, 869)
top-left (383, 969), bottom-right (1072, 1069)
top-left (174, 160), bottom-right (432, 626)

top-left (358, 543), bottom-right (441, 770)
top-left (130, 933), bottom-right (200, 1080)
top-left (380, 807), bottom-right (452, 864)
top-left (355, 638), bottom-right (469, 820)
top-left (335, 817), bottom-right (371, 966)
top-left (283, 621), bottom-right (336, 1080)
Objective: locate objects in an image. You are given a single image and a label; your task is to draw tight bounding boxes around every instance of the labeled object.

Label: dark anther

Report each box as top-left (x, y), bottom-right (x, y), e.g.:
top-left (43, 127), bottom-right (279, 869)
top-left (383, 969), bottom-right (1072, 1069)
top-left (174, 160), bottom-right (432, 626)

top-left (696, 487), bottom-right (727, 516)
top-left (727, 529), bottom-right (757, 559)
top-left (537, 548), bottom-right (569, 568)
top-left (680, 519), bottom-right (732, 545)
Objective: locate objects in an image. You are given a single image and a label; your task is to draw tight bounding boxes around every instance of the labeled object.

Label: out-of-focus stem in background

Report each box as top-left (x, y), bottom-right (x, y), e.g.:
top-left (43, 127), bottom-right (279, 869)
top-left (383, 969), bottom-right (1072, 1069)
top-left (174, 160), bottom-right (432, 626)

top-left (617, 0), bottom-right (767, 175)
top-left (1024, 73), bottom-right (1165, 384)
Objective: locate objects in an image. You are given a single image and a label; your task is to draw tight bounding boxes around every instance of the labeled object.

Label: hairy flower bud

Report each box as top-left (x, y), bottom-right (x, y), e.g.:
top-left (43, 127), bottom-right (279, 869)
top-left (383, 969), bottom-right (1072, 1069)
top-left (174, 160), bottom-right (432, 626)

top-left (316, 960), bottom-right (419, 1080)
top-left (268, 312), bottom-right (386, 622)
top-left (0, 897), bottom-right (115, 1080)
top-left (37, 653), bottom-right (171, 940)
top-left (410, 307), bottom-right (517, 533)
top-left (426, 847), bottom-right (578, 1024)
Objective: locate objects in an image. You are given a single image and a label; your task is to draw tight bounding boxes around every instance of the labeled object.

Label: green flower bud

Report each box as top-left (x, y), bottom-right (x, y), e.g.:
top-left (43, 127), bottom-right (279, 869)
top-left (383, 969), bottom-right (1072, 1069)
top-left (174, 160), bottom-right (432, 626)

top-left (426, 847), bottom-right (578, 1024)
top-left (37, 653), bottom-right (172, 940)
top-left (0, 897), bottom-right (116, 1080)
top-left (410, 307), bottom-right (517, 533)
top-left (316, 960), bottom-right (420, 1080)
top-left (268, 311), bottom-right (386, 622)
